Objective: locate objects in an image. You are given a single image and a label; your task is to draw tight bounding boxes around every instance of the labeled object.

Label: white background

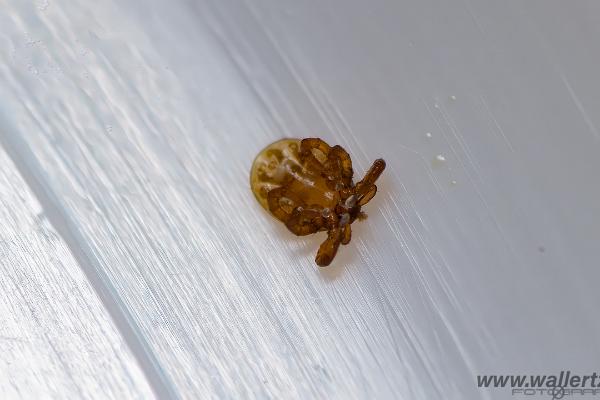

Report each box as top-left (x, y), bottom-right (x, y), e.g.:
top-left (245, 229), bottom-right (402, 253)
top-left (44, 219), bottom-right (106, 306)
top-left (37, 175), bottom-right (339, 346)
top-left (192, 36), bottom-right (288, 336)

top-left (1, 0), bottom-right (599, 399)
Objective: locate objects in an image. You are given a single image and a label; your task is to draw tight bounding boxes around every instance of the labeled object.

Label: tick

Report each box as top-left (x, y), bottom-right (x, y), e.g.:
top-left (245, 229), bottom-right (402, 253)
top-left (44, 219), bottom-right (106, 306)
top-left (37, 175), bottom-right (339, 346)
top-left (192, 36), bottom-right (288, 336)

top-left (250, 138), bottom-right (386, 266)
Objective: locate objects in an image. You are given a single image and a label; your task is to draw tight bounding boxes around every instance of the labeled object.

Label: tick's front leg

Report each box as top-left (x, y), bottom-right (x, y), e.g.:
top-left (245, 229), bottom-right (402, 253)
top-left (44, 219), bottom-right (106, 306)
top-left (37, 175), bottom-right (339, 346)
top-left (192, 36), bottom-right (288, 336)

top-left (355, 159), bottom-right (386, 206)
top-left (315, 228), bottom-right (343, 266)
top-left (327, 145), bottom-right (354, 187)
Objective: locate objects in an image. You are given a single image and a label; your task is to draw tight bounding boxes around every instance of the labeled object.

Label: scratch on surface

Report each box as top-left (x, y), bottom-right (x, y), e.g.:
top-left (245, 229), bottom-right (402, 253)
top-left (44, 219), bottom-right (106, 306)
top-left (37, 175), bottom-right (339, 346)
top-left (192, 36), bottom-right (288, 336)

top-left (461, 0), bottom-right (485, 34)
top-left (479, 95), bottom-right (516, 152)
top-left (559, 73), bottom-right (600, 140)
top-left (0, 111), bottom-right (179, 400)
top-left (431, 101), bottom-right (520, 264)
top-left (377, 187), bottom-right (476, 399)
top-left (394, 181), bottom-right (462, 309)
top-left (514, 2), bottom-right (599, 142)
top-left (0, 335), bottom-right (27, 344)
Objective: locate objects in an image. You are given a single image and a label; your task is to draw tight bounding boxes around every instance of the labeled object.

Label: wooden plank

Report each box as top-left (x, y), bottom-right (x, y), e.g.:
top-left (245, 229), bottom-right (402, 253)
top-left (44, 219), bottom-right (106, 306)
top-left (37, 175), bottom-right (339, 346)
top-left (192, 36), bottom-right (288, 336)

top-left (0, 147), bottom-right (154, 399)
top-left (3, 0), bottom-right (600, 399)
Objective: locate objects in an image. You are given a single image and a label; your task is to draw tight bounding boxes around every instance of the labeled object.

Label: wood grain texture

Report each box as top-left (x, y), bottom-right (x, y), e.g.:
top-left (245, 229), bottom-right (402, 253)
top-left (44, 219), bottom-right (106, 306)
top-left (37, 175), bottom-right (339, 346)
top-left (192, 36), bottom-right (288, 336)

top-left (0, 146), bottom-right (154, 399)
top-left (2, 0), bottom-right (600, 399)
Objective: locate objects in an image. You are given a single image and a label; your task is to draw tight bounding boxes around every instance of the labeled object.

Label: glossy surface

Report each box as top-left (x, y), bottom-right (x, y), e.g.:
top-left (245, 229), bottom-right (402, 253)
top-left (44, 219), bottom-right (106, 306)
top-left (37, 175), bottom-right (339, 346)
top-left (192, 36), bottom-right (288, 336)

top-left (0, 139), bottom-right (153, 400)
top-left (2, 0), bottom-right (600, 399)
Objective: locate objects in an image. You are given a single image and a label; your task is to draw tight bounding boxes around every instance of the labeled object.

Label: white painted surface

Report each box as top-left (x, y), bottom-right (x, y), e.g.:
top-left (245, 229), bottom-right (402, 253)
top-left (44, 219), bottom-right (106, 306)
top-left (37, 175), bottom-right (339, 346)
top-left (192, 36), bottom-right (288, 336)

top-left (1, 0), bottom-right (600, 399)
top-left (0, 146), bottom-right (154, 399)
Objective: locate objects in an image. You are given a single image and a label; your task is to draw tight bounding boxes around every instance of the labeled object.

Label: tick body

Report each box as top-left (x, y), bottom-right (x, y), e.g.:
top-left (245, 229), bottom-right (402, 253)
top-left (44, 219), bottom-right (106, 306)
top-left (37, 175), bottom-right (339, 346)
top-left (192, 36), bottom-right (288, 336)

top-left (250, 138), bottom-right (386, 267)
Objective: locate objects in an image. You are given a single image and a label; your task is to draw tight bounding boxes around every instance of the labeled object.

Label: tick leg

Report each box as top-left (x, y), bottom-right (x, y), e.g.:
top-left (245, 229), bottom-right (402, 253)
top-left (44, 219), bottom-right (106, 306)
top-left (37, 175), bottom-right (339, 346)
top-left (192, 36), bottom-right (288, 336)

top-left (327, 145), bottom-right (353, 187)
top-left (300, 138), bottom-right (331, 173)
top-left (301, 138), bottom-right (331, 157)
top-left (267, 187), bottom-right (302, 221)
top-left (341, 224), bottom-right (352, 245)
top-left (285, 207), bottom-right (324, 236)
top-left (355, 159), bottom-right (386, 205)
top-left (357, 185), bottom-right (377, 206)
top-left (315, 228), bottom-right (343, 267)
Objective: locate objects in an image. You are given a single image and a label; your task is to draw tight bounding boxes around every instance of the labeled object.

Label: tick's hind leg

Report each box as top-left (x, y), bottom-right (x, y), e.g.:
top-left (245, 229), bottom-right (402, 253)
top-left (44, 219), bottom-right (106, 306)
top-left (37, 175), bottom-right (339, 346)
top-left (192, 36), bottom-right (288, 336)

top-left (285, 207), bottom-right (325, 236)
top-left (326, 145), bottom-right (354, 188)
top-left (267, 186), bottom-right (302, 221)
top-left (300, 138), bottom-right (331, 172)
top-left (301, 138), bottom-right (331, 157)
top-left (315, 228), bottom-right (343, 266)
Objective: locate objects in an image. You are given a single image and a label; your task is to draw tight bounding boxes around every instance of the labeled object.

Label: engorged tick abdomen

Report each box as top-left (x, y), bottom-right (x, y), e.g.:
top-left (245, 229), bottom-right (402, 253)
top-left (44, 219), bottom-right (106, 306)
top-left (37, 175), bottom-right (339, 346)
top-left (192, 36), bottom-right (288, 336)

top-left (250, 138), bottom-right (339, 214)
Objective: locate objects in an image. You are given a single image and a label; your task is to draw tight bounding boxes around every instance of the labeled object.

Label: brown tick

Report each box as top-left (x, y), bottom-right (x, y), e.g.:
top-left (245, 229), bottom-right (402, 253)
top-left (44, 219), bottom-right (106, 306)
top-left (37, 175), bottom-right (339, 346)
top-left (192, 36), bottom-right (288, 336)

top-left (250, 138), bottom-right (386, 266)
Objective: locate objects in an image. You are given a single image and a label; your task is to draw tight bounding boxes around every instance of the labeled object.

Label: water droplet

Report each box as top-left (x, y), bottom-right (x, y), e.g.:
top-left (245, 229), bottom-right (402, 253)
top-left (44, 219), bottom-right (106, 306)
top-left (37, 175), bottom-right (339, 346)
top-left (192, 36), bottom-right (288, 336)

top-left (435, 154), bottom-right (446, 162)
top-left (27, 64), bottom-right (39, 75)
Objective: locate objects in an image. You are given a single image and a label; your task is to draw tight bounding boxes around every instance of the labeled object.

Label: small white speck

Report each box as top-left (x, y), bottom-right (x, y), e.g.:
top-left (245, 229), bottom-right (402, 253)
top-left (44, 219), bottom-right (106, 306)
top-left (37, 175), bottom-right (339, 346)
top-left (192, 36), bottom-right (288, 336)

top-left (451, 180), bottom-right (457, 185)
top-left (36, 0), bottom-right (50, 11)
top-left (450, 95), bottom-right (457, 101)
top-left (435, 154), bottom-right (446, 162)
top-left (434, 104), bottom-right (440, 109)
top-left (425, 132), bottom-right (433, 138)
